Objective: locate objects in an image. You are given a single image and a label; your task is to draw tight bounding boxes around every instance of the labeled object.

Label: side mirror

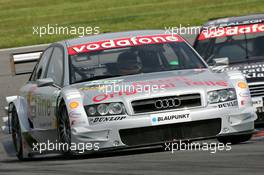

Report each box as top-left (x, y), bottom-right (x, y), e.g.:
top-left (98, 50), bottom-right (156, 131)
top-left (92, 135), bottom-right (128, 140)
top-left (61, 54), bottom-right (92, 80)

top-left (36, 78), bottom-right (54, 87)
top-left (210, 57), bottom-right (229, 73)
top-left (212, 57), bottom-right (229, 66)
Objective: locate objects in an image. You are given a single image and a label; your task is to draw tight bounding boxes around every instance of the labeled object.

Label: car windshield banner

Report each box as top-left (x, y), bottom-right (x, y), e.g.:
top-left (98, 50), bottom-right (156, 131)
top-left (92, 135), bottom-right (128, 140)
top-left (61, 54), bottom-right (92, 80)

top-left (67, 34), bottom-right (183, 55)
top-left (198, 22), bottom-right (264, 40)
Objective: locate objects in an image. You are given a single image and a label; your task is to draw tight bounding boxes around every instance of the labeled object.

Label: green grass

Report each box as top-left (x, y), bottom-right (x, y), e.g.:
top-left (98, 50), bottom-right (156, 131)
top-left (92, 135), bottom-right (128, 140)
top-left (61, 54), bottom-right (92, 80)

top-left (0, 0), bottom-right (264, 48)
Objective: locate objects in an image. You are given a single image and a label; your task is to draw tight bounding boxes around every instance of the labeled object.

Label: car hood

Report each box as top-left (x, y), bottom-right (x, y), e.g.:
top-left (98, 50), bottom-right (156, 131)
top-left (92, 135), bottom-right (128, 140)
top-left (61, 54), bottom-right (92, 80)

top-left (66, 69), bottom-right (232, 105)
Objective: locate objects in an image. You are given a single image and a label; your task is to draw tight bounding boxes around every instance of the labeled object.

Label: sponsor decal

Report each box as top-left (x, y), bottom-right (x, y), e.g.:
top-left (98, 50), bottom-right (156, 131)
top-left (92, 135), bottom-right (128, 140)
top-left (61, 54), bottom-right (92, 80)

top-left (239, 91), bottom-right (250, 97)
top-left (238, 97), bottom-right (252, 107)
top-left (208, 18), bottom-right (264, 28)
top-left (31, 95), bottom-right (52, 117)
top-left (66, 93), bottom-right (82, 100)
top-left (89, 79), bottom-right (123, 85)
top-left (198, 22), bottom-right (264, 40)
top-left (218, 101), bottom-right (238, 108)
top-left (89, 116), bottom-right (126, 124)
top-left (131, 77), bottom-right (227, 87)
top-left (92, 76), bottom-right (228, 102)
top-left (27, 85), bottom-right (38, 120)
top-left (151, 111), bottom-right (191, 125)
top-left (70, 120), bottom-right (86, 126)
top-left (69, 111), bottom-right (82, 118)
top-left (92, 91), bottom-right (137, 103)
top-left (183, 80), bottom-right (227, 86)
top-left (69, 101), bottom-right (79, 109)
top-left (80, 80), bottom-right (124, 91)
top-left (67, 34), bottom-right (183, 55)
top-left (223, 63), bottom-right (264, 79)
top-left (242, 63), bottom-right (264, 79)
top-left (25, 88), bottom-right (54, 119)
top-left (79, 85), bottom-right (106, 91)
top-left (237, 82), bottom-right (248, 89)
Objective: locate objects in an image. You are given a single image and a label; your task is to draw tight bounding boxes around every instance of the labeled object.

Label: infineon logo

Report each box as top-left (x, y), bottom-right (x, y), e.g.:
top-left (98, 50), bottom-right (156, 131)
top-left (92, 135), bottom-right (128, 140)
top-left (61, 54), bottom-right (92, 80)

top-left (198, 22), bottom-right (264, 40)
top-left (67, 34), bottom-right (183, 55)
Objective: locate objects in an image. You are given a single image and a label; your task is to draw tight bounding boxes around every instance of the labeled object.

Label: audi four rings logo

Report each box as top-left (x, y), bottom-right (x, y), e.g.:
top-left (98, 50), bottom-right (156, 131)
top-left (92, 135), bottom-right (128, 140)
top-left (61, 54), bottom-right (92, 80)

top-left (154, 98), bottom-right (181, 109)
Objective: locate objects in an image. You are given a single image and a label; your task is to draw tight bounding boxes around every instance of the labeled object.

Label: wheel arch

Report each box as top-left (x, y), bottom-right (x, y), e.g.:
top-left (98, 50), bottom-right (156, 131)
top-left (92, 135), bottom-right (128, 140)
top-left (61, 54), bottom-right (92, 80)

top-left (6, 96), bottom-right (31, 133)
top-left (225, 70), bottom-right (253, 109)
top-left (56, 89), bottom-right (89, 127)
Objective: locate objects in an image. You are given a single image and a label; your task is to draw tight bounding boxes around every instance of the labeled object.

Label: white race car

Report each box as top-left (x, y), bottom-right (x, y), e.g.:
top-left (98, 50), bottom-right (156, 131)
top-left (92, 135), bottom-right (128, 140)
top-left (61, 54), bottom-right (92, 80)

top-left (1, 30), bottom-right (256, 160)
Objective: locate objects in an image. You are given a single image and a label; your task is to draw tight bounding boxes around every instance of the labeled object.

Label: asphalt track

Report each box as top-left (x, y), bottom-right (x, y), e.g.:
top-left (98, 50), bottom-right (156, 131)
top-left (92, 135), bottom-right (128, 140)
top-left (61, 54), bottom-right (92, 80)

top-left (0, 42), bottom-right (264, 175)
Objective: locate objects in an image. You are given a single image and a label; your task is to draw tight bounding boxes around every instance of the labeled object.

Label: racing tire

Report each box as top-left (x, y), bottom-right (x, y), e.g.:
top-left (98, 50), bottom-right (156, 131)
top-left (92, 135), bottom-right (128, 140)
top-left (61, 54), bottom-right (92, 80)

top-left (11, 107), bottom-right (24, 160)
top-left (58, 102), bottom-right (72, 155)
top-left (217, 134), bottom-right (253, 145)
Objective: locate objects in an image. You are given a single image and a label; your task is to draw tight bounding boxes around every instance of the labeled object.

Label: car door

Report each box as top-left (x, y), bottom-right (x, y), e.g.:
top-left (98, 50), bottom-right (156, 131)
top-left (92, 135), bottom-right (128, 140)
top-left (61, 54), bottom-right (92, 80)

top-left (32, 46), bottom-right (65, 130)
top-left (20, 47), bottom-right (54, 129)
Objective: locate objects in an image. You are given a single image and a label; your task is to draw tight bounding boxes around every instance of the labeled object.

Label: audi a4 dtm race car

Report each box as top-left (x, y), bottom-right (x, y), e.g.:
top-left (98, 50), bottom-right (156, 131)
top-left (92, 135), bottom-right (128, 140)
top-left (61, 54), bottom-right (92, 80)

top-left (194, 14), bottom-right (264, 125)
top-left (1, 30), bottom-right (257, 160)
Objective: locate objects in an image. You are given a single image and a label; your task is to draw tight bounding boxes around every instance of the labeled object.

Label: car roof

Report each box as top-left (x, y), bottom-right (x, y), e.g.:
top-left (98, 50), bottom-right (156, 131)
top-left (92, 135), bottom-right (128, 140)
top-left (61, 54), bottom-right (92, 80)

top-left (202, 13), bottom-right (264, 28)
top-left (65, 30), bottom-right (170, 47)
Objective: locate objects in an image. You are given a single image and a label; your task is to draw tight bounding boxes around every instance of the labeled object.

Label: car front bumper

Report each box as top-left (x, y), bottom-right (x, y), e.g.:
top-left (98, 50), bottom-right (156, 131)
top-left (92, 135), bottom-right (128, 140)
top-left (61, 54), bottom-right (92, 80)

top-left (70, 105), bottom-right (257, 151)
top-left (251, 96), bottom-right (264, 125)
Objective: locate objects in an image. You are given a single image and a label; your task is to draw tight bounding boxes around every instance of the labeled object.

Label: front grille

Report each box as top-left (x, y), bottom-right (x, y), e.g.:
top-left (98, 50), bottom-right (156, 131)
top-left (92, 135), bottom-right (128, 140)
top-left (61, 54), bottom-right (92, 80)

top-left (131, 94), bottom-right (201, 114)
top-left (119, 118), bottom-right (221, 146)
top-left (248, 83), bottom-right (264, 97)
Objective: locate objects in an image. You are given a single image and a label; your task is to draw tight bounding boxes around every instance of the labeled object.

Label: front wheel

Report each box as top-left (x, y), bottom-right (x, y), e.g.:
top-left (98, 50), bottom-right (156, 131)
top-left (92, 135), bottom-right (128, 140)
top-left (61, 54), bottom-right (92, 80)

top-left (11, 107), bottom-right (24, 160)
top-left (217, 133), bottom-right (252, 144)
top-left (57, 103), bottom-right (71, 154)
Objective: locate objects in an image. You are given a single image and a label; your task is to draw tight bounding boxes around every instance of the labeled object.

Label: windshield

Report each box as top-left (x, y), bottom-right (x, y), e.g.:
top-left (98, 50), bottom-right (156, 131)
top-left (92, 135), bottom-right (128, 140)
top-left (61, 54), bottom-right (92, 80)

top-left (69, 42), bottom-right (206, 84)
top-left (194, 23), bottom-right (264, 65)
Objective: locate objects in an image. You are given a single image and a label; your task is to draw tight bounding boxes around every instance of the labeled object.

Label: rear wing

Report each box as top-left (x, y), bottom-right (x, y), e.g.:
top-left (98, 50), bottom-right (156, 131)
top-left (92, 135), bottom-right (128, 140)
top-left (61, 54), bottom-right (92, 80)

top-left (10, 51), bottom-right (42, 75)
top-left (8, 44), bottom-right (49, 76)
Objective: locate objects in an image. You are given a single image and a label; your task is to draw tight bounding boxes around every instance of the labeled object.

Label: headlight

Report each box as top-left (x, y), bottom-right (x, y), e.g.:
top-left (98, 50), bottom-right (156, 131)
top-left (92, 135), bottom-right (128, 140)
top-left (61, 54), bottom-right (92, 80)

top-left (208, 91), bottom-right (220, 103)
top-left (218, 89), bottom-right (229, 102)
top-left (85, 102), bottom-right (125, 116)
top-left (208, 88), bottom-right (236, 104)
top-left (87, 106), bottom-right (96, 115)
top-left (228, 90), bottom-right (236, 99)
top-left (109, 103), bottom-right (123, 114)
top-left (97, 104), bottom-right (109, 115)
